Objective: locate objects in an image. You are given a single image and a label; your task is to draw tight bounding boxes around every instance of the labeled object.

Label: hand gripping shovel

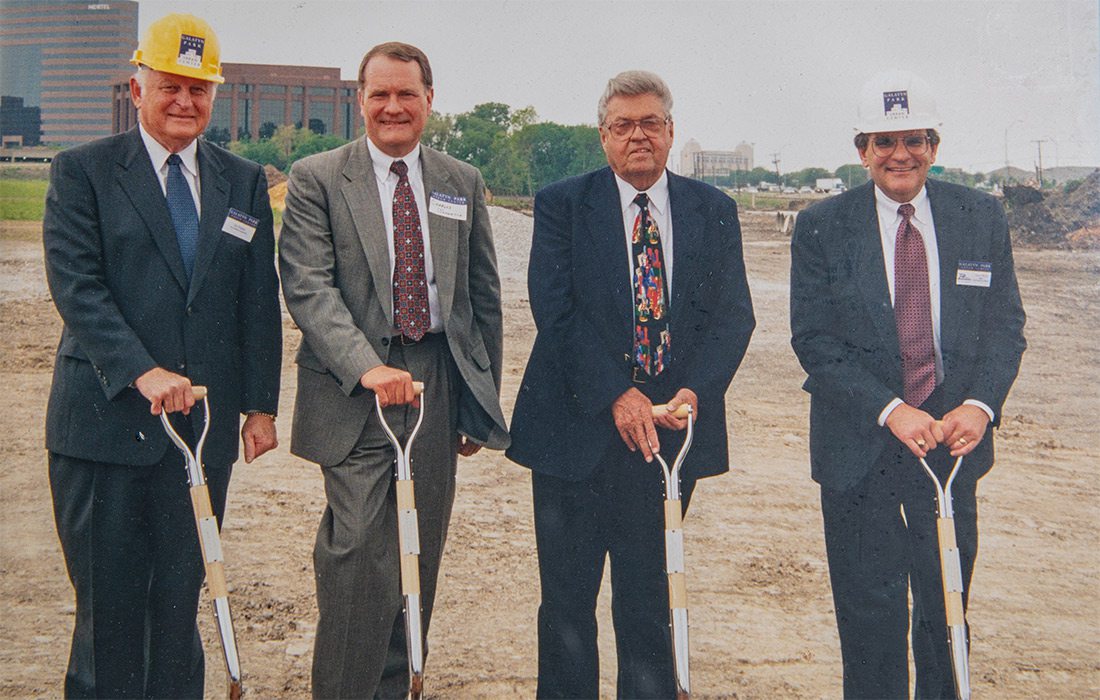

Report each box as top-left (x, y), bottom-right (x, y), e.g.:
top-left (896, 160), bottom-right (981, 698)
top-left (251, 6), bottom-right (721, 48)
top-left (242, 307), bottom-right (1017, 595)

top-left (651, 402), bottom-right (695, 700)
top-left (159, 386), bottom-right (243, 700)
top-left (374, 381), bottom-right (427, 700)
top-left (918, 451), bottom-right (970, 700)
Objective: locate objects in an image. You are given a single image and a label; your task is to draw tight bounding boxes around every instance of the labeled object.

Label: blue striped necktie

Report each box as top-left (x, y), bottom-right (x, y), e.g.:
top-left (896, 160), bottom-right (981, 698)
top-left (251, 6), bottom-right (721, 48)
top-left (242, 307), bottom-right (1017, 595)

top-left (166, 153), bottom-right (199, 279)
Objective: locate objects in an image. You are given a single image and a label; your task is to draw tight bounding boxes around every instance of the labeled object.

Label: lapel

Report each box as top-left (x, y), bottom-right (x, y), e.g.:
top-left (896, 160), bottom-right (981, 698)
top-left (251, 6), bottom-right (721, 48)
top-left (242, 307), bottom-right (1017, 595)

top-left (189, 140), bottom-right (229, 304)
top-left (421, 147), bottom-right (457, 322)
top-left (847, 183), bottom-right (901, 358)
top-left (666, 172), bottom-right (704, 324)
top-left (340, 139), bottom-right (394, 324)
top-left (115, 129), bottom-right (190, 294)
top-left (927, 179), bottom-right (967, 361)
top-left (583, 168), bottom-right (633, 339)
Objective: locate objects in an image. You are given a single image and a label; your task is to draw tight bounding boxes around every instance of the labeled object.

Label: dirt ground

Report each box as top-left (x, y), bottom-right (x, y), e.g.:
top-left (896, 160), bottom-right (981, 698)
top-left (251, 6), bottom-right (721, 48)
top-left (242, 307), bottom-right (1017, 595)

top-left (1, 209), bottom-right (1097, 699)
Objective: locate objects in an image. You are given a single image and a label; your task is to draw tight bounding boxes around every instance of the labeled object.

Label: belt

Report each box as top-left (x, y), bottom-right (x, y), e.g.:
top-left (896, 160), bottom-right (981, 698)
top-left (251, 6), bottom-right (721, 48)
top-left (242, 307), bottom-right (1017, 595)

top-left (385, 332), bottom-right (440, 346)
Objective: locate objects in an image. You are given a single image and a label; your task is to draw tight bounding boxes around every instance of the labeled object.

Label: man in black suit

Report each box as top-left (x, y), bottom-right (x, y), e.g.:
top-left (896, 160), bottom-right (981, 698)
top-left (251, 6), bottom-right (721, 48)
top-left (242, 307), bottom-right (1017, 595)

top-left (43, 13), bottom-right (281, 698)
top-left (790, 70), bottom-right (1026, 698)
top-left (507, 70), bottom-right (755, 698)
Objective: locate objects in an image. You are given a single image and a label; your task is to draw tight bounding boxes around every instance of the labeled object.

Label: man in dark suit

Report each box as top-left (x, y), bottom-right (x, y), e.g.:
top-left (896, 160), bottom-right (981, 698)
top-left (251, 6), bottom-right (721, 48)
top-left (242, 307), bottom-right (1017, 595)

top-left (507, 70), bottom-right (755, 698)
top-left (278, 42), bottom-right (508, 698)
top-left (43, 13), bottom-right (281, 699)
top-left (790, 70), bottom-right (1026, 698)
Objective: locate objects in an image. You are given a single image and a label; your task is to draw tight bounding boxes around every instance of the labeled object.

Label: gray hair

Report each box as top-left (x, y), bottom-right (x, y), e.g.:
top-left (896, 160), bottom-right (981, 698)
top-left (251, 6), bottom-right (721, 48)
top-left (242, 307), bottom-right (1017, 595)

top-left (597, 70), bottom-right (673, 125)
top-left (132, 66), bottom-right (218, 99)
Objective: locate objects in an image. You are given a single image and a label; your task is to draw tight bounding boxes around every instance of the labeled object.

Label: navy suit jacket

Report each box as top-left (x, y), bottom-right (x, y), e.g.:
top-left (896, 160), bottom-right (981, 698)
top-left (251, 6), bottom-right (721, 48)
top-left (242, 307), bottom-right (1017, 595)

top-left (790, 179), bottom-right (1026, 491)
top-left (43, 128), bottom-right (282, 467)
top-left (507, 167), bottom-right (755, 481)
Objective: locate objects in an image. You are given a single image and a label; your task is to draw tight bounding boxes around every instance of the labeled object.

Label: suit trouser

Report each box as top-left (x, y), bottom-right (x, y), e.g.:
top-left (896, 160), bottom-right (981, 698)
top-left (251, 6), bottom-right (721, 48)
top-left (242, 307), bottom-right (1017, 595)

top-left (49, 446), bottom-right (231, 700)
top-left (531, 436), bottom-right (697, 699)
top-left (311, 333), bottom-right (459, 700)
top-left (820, 391), bottom-right (980, 700)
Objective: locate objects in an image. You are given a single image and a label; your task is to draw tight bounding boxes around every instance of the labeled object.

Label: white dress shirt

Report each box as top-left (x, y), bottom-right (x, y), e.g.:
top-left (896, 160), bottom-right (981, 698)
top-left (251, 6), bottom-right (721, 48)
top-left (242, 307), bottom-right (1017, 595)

top-left (139, 124), bottom-right (201, 217)
top-left (614, 170), bottom-right (674, 296)
top-left (366, 139), bottom-right (441, 333)
top-left (874, 184), bottom-right (994, 425)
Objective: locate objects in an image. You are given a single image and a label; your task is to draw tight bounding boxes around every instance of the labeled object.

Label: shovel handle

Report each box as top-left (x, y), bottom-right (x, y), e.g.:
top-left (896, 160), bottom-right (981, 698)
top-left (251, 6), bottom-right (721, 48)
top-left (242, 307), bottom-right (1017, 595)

top-left (652, 404), bottom-right (691, 419)
top-left (191, 385), bottom-right (208, 400)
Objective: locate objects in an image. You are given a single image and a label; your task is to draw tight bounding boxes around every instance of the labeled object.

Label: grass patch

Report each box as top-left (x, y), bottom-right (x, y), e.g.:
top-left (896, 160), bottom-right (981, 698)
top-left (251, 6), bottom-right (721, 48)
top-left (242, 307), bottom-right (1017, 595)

top-left (1, 178), bottom-right (48, 221)
top-left (491, 195), bottom-right (534, 215)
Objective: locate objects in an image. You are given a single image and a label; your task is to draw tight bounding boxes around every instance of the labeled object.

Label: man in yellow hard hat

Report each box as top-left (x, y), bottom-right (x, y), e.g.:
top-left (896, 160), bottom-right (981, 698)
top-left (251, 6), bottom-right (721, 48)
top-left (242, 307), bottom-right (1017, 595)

top-left (790, 70), bottom-right (1026, 698)
top-left (43, 13), bottom-right (281, 698)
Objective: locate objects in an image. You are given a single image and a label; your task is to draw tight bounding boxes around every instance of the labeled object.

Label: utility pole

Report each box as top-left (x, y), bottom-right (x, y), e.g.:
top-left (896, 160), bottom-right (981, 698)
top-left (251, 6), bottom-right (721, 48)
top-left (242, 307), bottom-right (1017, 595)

top-left (770, 152), bottom-right (781, 187)
top-left (1031, 139), bottom-right (1048, 187)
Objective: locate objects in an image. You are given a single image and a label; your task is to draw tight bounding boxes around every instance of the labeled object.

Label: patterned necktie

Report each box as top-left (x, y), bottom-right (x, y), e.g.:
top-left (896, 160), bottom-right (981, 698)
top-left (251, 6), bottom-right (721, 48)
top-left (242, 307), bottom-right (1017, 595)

top-left (894, 203), bottom-right (936, 407)
top-left (166, 153), bottom-right (199, 279)
top-left (632, 193), bottom-right (670, 377)
top-left (390, 159), bottom-right (430, 340)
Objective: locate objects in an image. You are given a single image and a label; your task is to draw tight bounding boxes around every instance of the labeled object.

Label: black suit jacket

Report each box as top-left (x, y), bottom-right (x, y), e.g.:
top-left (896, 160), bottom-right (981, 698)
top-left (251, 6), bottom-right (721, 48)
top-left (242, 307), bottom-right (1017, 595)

top-left (507, 167), bottom-right (755, 481)
top-left (43, 128), bottom-right (282, 467)
top-left (790, 179), bottom-right (1026, 491)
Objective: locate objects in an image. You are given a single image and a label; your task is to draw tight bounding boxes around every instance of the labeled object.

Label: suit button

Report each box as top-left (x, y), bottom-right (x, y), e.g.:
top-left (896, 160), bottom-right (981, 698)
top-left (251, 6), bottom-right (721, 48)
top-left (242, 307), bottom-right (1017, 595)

top-left (381, 337), bottom-right (390, 346)
top-left (177, 363), bottom-right (186, 371)
top-left (186, 306), bottom-right (194, 316)
top-left (135, 431), bottom-right (145, 442)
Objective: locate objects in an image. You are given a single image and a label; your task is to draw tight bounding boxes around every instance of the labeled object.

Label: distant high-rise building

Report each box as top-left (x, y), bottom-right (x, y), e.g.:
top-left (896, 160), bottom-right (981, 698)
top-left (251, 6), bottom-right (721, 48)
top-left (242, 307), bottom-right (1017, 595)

top-left (0, 0), bottom-right (138, 147)
top-left (112, 63), bottom-right (361, 143)
top-left (0, 95), bottom-right (41, 146)
top-left (680, 138), bottom-right (754, 180)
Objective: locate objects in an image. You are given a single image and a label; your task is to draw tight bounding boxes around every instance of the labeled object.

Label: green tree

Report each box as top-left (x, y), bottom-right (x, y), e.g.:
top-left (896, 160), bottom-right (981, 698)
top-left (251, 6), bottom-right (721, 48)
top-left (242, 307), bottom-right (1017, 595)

top-left (229, 138), bottom-right (286, 171)
top-left (786, 167), bottom-right (833, 188)
top-left (421, 112), bottom-right (455, 151)
top-left (834, 163), bottom-right (870, 188)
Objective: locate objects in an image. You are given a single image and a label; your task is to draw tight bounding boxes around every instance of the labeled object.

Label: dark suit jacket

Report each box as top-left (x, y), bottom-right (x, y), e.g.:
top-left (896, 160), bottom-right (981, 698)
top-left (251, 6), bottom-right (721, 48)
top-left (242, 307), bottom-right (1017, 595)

top-left (278, 139), bottom-right (508, 467)
top-left (43, 128), bottom-right (282, 467)
top-left (790, 179), bottom-right (1026, 492)
top-left (507, 167), bottom-right (755, 481)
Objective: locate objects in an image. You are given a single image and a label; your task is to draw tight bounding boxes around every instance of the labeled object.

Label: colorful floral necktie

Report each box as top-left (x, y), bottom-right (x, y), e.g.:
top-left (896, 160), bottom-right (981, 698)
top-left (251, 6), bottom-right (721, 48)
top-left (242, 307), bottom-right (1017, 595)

top-left (632, 193), bottom-right (670, 376)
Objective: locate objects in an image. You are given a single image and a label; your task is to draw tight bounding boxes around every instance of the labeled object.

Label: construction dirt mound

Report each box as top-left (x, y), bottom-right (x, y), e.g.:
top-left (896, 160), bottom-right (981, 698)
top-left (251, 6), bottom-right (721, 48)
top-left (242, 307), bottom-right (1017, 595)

top-left (1005, 169), bottom-right (1100, 248)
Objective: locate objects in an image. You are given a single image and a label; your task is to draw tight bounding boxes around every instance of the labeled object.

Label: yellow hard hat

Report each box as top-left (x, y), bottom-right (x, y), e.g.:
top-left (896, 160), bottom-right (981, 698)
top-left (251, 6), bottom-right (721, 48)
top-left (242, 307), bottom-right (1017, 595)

top-left (130, 13), bottom-right (225, 84)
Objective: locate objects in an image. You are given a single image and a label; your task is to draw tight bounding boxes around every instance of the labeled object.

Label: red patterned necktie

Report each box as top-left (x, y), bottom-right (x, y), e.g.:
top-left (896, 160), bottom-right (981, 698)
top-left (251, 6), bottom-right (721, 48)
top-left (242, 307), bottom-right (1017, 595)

top-left (894, 203), bottom-right (936, 407)
top-left (632, 193), bottom-right (670, 377)
top-left (390, 159), bottom-right (430, 340)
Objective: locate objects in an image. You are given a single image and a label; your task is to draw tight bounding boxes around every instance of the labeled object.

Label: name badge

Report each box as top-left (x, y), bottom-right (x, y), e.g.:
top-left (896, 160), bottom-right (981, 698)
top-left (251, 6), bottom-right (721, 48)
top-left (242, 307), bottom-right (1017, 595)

top-left (429, 192), bottom-right (468, 221)
top-left (221, 208), bottom-right (259, 242)
top-left (956, 260), bottom-right (992, 287)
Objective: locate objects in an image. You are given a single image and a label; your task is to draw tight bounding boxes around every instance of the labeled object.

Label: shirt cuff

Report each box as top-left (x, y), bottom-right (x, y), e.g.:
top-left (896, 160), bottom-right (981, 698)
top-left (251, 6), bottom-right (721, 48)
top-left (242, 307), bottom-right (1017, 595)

top-left (877, 397), bottom-right (904, 426)
top-left (963, 399), bottom-right (995, 422)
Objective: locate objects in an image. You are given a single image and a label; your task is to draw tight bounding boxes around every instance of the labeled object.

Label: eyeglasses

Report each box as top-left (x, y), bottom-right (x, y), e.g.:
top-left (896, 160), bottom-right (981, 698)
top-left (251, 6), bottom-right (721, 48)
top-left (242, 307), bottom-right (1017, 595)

top-left (602, 117), bottom-right (670, 139)
top-left (870, 134), bottom-right (932, 157)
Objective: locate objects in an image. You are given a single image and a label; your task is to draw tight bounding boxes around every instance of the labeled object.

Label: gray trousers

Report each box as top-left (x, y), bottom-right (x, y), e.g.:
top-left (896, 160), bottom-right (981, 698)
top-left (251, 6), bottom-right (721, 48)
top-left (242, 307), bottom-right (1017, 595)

top-left (311, 334), bottom-right (459, 699)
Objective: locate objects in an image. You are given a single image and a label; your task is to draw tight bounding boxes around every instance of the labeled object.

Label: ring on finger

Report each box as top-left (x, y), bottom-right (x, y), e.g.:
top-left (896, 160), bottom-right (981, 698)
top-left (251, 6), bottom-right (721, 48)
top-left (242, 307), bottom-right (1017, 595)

top-left (916, 439), bottom-right (926, 448)
top-left (958, 437), bottom-right (968, 446)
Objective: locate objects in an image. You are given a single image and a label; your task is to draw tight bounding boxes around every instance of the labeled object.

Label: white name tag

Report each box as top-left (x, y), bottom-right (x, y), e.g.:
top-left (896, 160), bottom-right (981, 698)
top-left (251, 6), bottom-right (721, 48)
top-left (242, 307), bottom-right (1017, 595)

top-left (428, 191), bottom-right (468, 221)
top-left (221, 208), bottom-right (258, 242)
top-left (956, 260), bottom-right (992, 287)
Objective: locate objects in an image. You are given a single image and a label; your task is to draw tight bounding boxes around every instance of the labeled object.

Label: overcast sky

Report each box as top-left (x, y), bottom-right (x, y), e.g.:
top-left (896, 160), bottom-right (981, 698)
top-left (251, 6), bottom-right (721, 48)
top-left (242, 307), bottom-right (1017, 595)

top-left (137, 0), bottom-right (1100, 174)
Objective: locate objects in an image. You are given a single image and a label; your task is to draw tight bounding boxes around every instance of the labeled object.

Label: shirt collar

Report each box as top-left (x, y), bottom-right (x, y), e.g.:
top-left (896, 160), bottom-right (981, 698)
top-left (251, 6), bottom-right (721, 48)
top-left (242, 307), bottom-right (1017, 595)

top-left (138, 123), bottom-right (199, 177)
top-left (874, 183), bottom-right (932, 225)
top-left (367, 138), bottom-right (422, 182)
top-left (614, 170), bottom-right (670, 217)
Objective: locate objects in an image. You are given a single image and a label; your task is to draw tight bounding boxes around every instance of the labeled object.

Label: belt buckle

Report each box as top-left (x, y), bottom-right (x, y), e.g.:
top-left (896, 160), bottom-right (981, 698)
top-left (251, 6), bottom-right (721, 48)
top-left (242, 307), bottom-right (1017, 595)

top-left (399, 334), bottom-right (419, 346)
top-left (631, 366), bottom-right (648, 384)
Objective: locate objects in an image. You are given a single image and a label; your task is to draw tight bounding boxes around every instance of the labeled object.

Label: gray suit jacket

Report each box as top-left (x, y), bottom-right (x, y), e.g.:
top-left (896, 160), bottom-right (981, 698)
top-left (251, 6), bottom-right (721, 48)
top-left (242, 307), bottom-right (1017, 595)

top-left (279, 139), bottom-right (508, 466)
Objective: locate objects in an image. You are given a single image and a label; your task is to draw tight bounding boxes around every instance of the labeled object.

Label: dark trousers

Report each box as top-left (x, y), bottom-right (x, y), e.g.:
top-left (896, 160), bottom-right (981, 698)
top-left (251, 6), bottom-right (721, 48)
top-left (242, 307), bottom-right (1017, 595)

top-left (821, 392), bottom-right (979, 699)
top-left (49, 448), bottom-right (230, 699)
top-left (532, 438), bottom-right (697, 699)
top-left (310, 334), bottom-right (459, 700)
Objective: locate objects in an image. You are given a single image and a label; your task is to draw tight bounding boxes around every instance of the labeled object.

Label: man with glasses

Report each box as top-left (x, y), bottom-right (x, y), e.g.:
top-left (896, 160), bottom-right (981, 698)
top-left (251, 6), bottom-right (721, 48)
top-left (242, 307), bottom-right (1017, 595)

top-left (790, 70), bottom-right (1026, 698)
top-left (508, 70), bottom-right (755, 697)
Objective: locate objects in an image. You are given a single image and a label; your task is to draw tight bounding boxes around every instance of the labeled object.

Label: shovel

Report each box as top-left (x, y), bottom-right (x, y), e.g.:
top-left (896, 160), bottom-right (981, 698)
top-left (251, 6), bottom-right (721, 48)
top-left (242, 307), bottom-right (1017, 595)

top-left (918, 450), bottom-right (971, 700)
top-left (159, 386), bottom-right (243, 700)
top-left (375, 380), bottom-right (427, 700)
top-left (651, 402), bottom-right (694, 700)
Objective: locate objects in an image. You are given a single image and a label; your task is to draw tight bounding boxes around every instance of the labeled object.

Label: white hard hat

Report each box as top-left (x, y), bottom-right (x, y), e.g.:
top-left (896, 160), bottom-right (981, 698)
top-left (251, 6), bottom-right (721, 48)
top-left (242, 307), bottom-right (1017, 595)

top-left (855, 69), bottom-right (941, 133)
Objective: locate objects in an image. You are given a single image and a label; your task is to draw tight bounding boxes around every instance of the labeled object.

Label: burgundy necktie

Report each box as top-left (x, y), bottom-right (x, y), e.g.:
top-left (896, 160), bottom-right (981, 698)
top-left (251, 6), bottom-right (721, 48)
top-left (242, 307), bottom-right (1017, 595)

top-left (632, 193), bottom-right (670, 377)
top-left (894, 203), bottom-right (936, 407)
top-left (390, 160), bottom-right (430, 340)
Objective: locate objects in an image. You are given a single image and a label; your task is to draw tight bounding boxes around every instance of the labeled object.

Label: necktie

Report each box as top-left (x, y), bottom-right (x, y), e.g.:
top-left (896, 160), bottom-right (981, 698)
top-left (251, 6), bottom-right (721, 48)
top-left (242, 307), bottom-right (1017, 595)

top-left (166, 154), bottom-right (199, 279)
top-left (390, 160), bottom-right (430, 340)
top-left (632, 193), bottom-right (670, 377)
top-left (894, 203), bottom-right (936, 407)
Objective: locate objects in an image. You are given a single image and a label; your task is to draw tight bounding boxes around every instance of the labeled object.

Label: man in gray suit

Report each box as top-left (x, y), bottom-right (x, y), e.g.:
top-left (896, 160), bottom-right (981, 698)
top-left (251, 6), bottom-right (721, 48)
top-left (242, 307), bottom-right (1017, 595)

top-left (279, 41), bottom-right (508, 698)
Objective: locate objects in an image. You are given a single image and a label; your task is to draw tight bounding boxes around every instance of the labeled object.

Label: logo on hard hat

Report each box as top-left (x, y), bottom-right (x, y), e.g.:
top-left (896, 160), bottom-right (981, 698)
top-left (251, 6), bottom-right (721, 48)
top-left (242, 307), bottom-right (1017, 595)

top-left (177, 34), bottom-right (205, 69)
top-left (883, 90), bottom-right (909, 120)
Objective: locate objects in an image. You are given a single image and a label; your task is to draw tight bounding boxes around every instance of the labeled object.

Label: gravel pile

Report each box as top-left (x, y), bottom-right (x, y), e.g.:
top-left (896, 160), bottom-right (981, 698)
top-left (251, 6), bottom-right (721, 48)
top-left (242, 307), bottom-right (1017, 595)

top-left (488, 206), bottom-right (533, 284)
